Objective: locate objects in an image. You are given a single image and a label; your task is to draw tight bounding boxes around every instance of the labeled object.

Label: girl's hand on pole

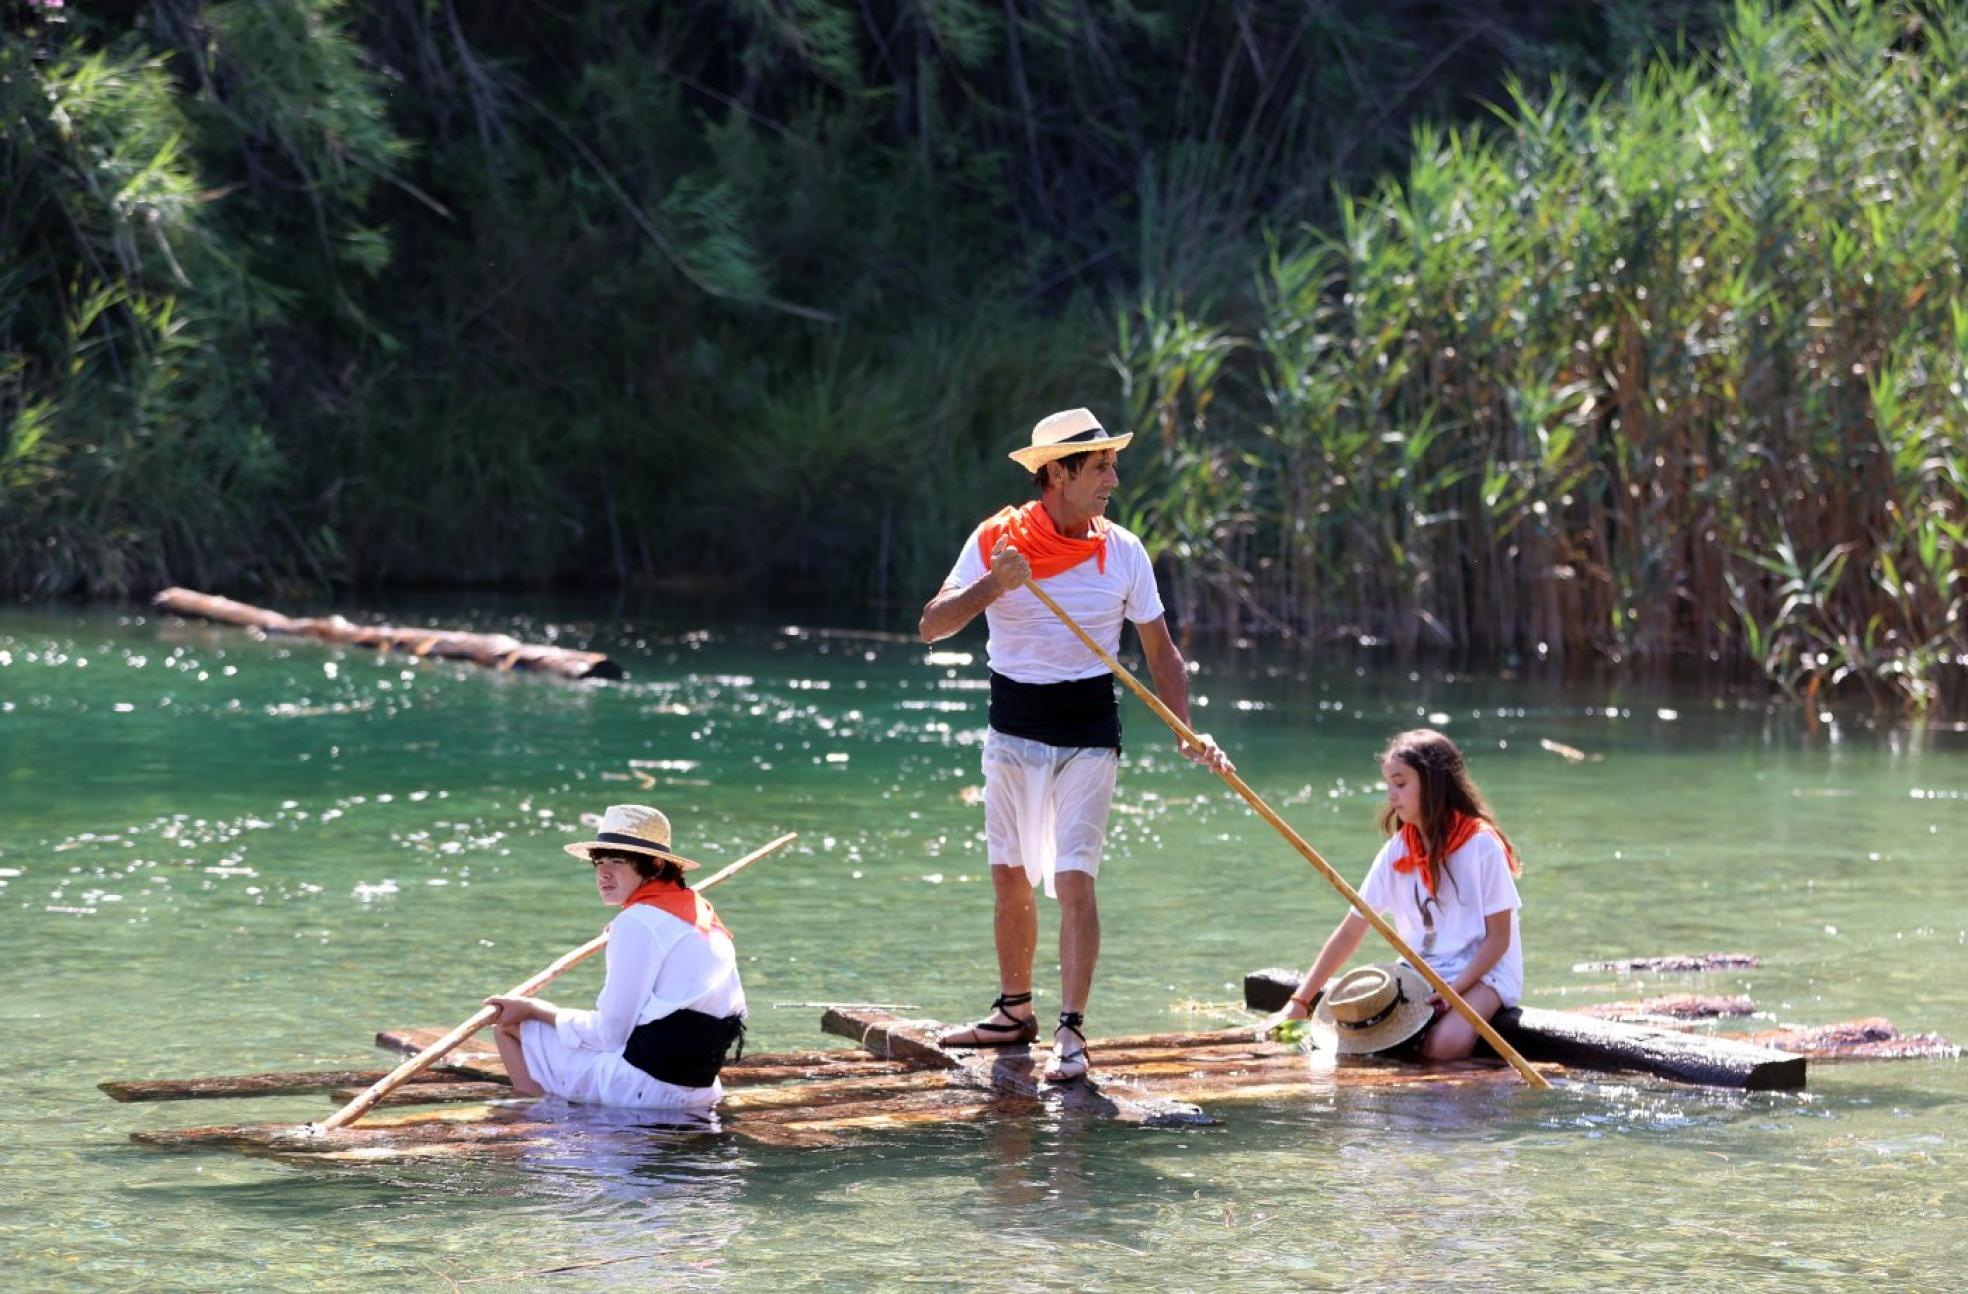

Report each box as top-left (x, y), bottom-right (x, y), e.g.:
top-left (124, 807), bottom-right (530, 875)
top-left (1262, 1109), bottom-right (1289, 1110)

top-left (1181, 732), bottom-right (1234, 773)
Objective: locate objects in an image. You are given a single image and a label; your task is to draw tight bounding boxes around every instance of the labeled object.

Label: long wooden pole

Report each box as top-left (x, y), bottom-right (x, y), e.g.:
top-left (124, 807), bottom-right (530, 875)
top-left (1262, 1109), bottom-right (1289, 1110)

top-left (1020, 580), bottom-right (1550, 1090)
top-left (314, 831), bottom-right (799, 1132)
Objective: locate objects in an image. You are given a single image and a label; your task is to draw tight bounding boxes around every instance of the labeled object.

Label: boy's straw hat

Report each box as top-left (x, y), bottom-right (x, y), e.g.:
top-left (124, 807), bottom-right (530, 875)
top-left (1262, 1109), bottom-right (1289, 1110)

top-left (1311, 963), bottom-right (1436, 1055)
top-left (1008, 408), bottom-right (1134, 471)
top-left (563, 804), bottom-right (704, 870)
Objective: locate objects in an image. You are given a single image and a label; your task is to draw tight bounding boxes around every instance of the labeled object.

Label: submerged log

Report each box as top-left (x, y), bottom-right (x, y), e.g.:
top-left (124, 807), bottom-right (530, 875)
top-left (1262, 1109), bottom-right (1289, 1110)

top-left (153, 588), bottom-right (622, 681)
top-left (1572, 994), bottom-right (1757, 1021)
top-left (1242, 967), bottom-right (1805, 1090)
top-left (1571, 953), bottom-right (1760, 973)
top-left (101, 1068), bottom-right (493, 1103)
top-left (1740, 1017), bottom-right (1961, 1061)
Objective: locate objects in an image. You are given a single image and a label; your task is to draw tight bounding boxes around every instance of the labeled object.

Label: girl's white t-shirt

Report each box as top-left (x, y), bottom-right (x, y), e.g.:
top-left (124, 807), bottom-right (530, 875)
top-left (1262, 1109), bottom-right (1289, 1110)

top-left (944, 518), bottom-right (1165, 683)
top-left (1359, 829), bottom-right (1524, 1005)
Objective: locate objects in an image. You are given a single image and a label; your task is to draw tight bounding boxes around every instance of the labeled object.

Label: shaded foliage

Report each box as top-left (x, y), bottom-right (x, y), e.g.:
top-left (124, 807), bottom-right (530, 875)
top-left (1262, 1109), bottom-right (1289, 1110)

top-left (24, 3), bottom-right (1957, 713)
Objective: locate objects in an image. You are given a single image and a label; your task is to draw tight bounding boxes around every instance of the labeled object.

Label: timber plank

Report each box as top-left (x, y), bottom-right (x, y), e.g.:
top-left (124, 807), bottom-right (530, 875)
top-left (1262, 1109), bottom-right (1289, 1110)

top-left (101, 1069), bottom-right (489, 1103)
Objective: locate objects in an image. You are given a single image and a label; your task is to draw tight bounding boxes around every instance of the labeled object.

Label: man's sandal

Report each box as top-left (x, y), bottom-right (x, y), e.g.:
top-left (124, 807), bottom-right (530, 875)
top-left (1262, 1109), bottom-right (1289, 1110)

top-left (1043, 1011), bottom-right (1090, 1084)
top-left (939, 991), bottom-right (1039, 1048)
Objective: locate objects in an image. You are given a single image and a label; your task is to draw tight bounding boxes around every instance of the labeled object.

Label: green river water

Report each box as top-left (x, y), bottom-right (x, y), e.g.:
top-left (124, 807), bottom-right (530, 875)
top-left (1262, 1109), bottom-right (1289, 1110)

top-left (2, 603), bottom-right (1964, 1292)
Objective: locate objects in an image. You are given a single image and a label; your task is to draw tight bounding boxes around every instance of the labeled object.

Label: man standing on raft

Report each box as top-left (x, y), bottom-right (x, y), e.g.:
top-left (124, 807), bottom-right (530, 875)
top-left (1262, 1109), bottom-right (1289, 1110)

top-left (920, 407), bottom-right (1231, 1082)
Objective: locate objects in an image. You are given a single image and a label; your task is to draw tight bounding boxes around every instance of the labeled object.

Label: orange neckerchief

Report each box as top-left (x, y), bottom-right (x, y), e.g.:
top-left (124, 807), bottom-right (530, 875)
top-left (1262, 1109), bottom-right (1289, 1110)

top-left (978, 501), bottom-right (1108, 581)
top-left (1394, 811), bottom-right (1506, 898)
top-left (621, 878), bottom-right (730, 940)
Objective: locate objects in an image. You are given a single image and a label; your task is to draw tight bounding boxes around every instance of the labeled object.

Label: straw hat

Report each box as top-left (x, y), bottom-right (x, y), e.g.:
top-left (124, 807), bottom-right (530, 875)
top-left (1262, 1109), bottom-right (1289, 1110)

top-left (1007, 407), bottom-right (1134, 471)
top-left (1311, 963), bottom-right (1435, 1055)
top-left (563, 804), bottom-right (704, 871)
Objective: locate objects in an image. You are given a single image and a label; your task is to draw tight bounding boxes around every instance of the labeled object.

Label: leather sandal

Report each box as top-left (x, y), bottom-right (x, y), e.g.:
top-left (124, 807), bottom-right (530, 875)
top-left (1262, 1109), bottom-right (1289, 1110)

top-left (1043, 1011), bottom-right (1090, 1083)
top-left (939, 991), bottom-right (1039, 1048)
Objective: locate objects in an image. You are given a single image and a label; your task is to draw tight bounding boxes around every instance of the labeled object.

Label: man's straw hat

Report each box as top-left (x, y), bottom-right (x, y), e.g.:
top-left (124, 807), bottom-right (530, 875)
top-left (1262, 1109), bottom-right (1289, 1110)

top-left (1311, 963), bottom-right (1436, 1055)
top-left (564, 804), bottom-right (704, 870)
top-left (1007, 408), bottom-right (1134, 472)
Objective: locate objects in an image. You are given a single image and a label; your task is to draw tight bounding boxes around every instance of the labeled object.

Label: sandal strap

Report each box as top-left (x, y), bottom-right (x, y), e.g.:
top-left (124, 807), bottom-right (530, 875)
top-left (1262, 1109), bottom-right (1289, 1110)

top-left (1055, 1011), bottom-right (1089, 1056)
top-left (965, 1016), bottom-right (1034, 1036)
top-left (991, 991), bottom-right (1033, 1011)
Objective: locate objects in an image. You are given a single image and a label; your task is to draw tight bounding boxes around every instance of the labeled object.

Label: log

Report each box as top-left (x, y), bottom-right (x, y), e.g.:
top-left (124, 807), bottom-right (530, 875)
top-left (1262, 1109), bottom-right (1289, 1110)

top-left (1492, 1007), bottom-right (1806, 1090)
top-left (328, 1081), bottom-right (518, 1107)
top-left (374, 1027), bottom-right (914, 1082)
top-left (101, 1068), bottom-right (493, 1103)
top-left (153, 587), bottom-right (622, 681)
top-left (1739, 1017), bottom-right (1960, 1061)
top-left (1571, 953), bottom-right (1759, 973)
top-left (820, 1008), bottom-right (1215, 1127)
top-left (1242, 967), bottom-right (1806, 1090)
top-left (1571, 994), bottom-right (1756, 1020)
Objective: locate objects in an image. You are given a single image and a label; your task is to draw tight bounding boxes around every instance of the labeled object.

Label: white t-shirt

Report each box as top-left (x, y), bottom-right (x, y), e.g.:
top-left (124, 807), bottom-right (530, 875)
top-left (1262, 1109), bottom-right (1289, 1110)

top-left (552, 903), bottom-right (746, 1055)
top-left (1359, 829), bottom-right (1524, 1006)
top-left (944, 516), bottom-right (1165, 683)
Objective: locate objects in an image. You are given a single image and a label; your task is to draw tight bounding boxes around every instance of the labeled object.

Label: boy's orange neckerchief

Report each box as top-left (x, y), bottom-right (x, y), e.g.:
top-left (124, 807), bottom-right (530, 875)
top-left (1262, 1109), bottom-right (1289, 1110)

top-left (621, 878), bottom-right (730, 940)
top-left (1394, 810), bottom-right (1512, 897)
top-left (978, 501), bottom-right (1108, 581)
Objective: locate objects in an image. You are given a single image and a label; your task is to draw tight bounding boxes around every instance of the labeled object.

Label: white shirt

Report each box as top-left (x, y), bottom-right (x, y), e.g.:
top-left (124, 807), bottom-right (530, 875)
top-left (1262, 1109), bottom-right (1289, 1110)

top-left (1359, 829), bottom-right (1524, 1006)
top-left (944, 517), bottom-right (1165, 683)
top-left (553, 903), bottom-right (746, 1055)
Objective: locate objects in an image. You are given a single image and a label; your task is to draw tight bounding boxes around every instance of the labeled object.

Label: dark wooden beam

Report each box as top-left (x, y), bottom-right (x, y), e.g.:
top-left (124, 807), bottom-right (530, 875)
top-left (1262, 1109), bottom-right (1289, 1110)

top-left (1242, 967), bottom-right (1807, 1091)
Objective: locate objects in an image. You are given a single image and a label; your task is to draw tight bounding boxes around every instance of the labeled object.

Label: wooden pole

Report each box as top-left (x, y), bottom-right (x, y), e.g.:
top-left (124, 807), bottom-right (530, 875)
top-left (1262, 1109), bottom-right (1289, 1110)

top-left (314, 831), bottom-right (798, 1132)
top-left (1018, 579), bottom-right (1551, 1090)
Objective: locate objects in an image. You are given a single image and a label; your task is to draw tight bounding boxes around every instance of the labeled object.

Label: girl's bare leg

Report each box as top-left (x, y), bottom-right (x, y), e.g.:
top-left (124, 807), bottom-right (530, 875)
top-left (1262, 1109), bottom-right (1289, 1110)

top-left (1418, 983), bottom-right (1504, 1061)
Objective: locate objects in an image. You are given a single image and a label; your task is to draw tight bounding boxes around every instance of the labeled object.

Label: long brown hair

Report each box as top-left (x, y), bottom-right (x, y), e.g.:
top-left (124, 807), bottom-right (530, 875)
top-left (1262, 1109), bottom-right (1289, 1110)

top-left (1376, 728), bottom-right (1519, 895)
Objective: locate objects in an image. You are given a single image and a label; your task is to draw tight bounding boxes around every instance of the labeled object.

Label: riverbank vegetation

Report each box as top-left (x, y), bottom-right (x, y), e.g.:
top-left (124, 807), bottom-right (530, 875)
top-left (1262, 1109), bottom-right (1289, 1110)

top-left (2, 2), bottom-right (1960, 710)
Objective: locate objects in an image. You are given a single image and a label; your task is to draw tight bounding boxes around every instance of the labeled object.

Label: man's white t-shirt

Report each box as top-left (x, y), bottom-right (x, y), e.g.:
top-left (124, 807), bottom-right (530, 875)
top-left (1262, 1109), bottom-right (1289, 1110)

top-left (944, 517), bottom-right (1165, 683)
top-left (1358, 830), bottom-right (1524, 1005)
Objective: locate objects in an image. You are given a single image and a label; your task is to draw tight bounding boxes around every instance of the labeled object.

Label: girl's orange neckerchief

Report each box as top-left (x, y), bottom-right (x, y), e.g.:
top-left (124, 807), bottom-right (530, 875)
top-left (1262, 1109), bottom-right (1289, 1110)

top-left (978, 500), bottom-right (1109, 581)
top-left (1393, 811), bottom-right (1512, 897)
top-left (621, 877), bottom-right (730, 940)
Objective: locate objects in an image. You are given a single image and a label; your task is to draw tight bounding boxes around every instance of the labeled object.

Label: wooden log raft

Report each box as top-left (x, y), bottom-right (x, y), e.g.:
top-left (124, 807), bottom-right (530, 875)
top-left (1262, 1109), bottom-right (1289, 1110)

top-left (153, 587), bottom-right (622, 681)
top-left (1243, 967), bottom-right (1808, 1091)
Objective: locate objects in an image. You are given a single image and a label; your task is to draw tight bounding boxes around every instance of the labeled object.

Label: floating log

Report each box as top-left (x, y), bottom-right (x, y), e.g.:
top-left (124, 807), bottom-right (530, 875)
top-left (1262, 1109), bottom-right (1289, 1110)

top-left (1494, 1007), bottom-right (1805, 1091)
top-left (101, 1067), bottom-right (494, 1103)
top-left (153, 587), bottom-right (622, 681)
top-left (1571, 953), bottom-right (1759, 973)
top-left (1242, 967), bottom-right (1805, 1090)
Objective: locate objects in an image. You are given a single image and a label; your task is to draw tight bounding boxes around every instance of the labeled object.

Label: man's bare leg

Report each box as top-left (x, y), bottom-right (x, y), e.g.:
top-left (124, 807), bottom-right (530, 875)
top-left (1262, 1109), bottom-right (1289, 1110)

top-left (940, 863), bottom-right (1039, 1044)
top-left (1046, 870), bottom-right (1099, 1080)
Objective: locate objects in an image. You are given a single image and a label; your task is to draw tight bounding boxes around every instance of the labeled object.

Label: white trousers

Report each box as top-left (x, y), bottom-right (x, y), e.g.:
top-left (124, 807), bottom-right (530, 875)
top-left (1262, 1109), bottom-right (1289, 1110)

top-left (982, 728), bottom-right (1119, 898)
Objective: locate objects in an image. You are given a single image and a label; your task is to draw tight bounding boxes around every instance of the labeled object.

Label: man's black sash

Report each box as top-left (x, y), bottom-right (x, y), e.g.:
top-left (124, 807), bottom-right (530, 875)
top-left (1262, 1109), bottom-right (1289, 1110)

top-left (621, 1009), bottom-right (746, 1088)
top-left (988, 670), bottom-right (1121, 750)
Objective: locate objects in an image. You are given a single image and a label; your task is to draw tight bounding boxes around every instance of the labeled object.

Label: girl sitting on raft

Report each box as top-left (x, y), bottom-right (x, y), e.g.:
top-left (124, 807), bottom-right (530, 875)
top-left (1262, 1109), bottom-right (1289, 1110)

top-left (1273, 729), bottom-right (1523, 1059)
top-left (482, 804), bottom-right (747, 1110)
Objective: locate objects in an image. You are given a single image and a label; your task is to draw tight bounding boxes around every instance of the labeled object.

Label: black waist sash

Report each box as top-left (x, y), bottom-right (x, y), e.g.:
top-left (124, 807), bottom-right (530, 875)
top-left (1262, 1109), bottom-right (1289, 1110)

top-left (622, 1008), bottom-right (747, 1089)
top-left (988, 670), bottom-right (1121, 750)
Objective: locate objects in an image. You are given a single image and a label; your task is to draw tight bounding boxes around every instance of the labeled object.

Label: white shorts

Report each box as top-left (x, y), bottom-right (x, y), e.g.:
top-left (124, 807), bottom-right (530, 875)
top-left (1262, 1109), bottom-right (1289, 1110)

top-left (518, 1018), bottom-right (723, 1112)
top-left (982, 728), bottom-right (1119, 897)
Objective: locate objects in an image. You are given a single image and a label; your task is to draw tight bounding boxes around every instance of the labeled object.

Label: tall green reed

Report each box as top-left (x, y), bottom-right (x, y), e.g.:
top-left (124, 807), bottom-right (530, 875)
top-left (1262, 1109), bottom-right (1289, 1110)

top-left (1118, 0), bottom-right (1967, 711)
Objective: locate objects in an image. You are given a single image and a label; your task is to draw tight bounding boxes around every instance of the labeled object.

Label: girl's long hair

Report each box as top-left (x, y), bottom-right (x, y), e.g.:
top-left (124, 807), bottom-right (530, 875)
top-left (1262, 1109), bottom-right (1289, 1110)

top-left (1376, 728), bottom-right (1519, 895)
